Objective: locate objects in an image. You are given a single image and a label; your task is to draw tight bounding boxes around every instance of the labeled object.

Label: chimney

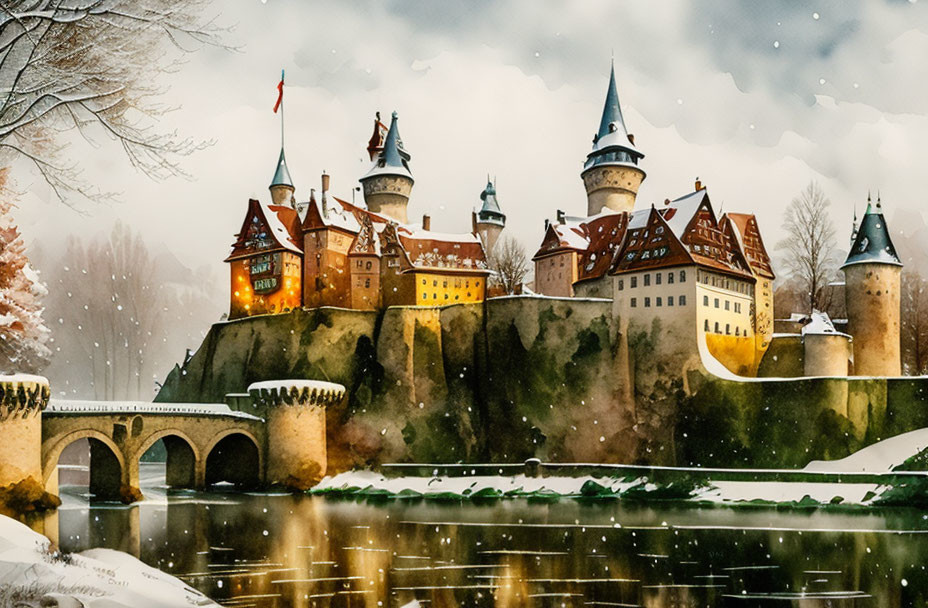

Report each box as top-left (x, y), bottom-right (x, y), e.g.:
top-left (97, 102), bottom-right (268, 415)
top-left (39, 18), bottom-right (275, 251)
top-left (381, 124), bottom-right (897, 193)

top-left (664, 198), bottom-right (671, 206)
top-left (556, 209), bottom-right (566, 224)
top-left (694, 177), bottom-right (704, 191)
top-left (544, 218), bottom-right (550, 231)
top-left (422, 214), bottom-right (431, 231)
top-left (320, 172), bottom-right (330, 217)
top-left (627, 133), bottom-right (635, 145)
top-left (471, 211), bottom-right (478, 234)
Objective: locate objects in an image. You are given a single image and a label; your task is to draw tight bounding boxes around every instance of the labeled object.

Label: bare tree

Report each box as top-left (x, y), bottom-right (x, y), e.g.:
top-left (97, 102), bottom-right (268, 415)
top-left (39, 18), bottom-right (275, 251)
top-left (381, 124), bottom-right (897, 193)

top-left (776, 181), bottom-right (838, 313)
top-left (0, 1), bottom-right (225, 204)
top-left (902, 269), bottom-right (928, 375)
top-left (490, 236), bottom-right (528, 295)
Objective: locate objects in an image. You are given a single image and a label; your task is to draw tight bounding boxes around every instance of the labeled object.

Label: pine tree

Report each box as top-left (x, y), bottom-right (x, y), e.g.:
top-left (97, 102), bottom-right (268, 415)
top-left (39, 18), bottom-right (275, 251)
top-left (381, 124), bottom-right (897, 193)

top-left (0, 174), bottom-right (50, 374)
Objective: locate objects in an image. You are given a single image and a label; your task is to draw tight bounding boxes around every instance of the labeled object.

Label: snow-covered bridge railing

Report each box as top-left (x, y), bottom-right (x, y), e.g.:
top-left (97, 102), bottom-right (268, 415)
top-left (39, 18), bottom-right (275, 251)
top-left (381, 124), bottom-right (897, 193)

top-left (45, 399), bottom-right (262, 421)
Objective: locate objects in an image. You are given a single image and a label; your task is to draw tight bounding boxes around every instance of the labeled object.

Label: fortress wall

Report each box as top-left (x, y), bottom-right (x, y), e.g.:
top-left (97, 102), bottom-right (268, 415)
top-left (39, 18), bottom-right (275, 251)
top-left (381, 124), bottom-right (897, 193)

top-left (757, 335), bottom-right (803, 378)
top-left (156, 298), bottom-right (928, 471)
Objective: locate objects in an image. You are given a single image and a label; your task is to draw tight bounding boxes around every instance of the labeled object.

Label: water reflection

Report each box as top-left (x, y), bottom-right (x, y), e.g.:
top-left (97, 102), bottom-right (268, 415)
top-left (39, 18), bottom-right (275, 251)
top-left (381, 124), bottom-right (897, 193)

top-left (44, 464), bottom-right (927, 607)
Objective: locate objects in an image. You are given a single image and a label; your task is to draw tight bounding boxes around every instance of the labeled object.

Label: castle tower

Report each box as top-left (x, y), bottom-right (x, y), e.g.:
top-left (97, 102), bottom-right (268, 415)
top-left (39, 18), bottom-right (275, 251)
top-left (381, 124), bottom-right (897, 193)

top-left (842, 195), bottom-right (903, 376)
top-left (475, 177), bottom-right (506, 254)
top-left (360, 111), bottom-right (413, 223)
top-left (269, 147), bottom-right (295, 207)
top-left (581, 62), bottom-right (646, 216)
top-left (249, 380), bottom-right (346, 490)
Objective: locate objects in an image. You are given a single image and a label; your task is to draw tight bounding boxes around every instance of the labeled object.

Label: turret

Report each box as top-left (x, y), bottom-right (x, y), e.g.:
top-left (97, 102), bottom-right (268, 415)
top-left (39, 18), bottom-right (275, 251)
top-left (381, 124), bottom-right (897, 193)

top-left (581, 62), bottom-right (646, 216)
top-left (269, 147), bottom-right (295, 207)
top-left (359, 111), bottom-right (413, 223)
top-left (842, 194), bottom-right (902, 376)
top-left (475, 177), bottom-right (506, 254)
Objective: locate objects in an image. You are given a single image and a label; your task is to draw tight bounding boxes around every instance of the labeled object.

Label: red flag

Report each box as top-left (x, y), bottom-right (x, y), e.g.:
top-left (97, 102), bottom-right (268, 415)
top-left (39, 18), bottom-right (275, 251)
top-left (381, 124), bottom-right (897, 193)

top-left (273, 69), bottom-right (284, 113)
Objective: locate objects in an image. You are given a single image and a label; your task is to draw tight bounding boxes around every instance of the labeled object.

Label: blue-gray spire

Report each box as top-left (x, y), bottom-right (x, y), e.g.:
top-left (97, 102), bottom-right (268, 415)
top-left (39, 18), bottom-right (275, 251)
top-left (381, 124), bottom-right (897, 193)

top-left (477, 177), bottom-right (505, 227)
top-left (382, 111), bottom-right (407, 170)
top-left (270, 147), bottom-right (293, 188)
top-left (362, 110), bottom-right (413, 181)
top-left (596, 62), bottom-right (628, 143)
top-left (583, 62), bottom-right (644, 171)
top-left (842, 195), bottom-right (902, 268)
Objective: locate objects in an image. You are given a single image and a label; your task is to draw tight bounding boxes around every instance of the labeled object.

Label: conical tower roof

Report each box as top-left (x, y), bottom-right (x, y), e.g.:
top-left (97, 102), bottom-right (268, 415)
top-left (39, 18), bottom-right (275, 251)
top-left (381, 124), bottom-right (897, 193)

top-left (583, 62), bottom-right (644, 171)
top-left (597, 63), bottom-right (628, 143)
top-left (270, 147), bottom-right (293, 188)
top-left (363, 111), bottom-right (413, 181)
top-left (842, 196), bottom-right (902, 268)
top-left (477, 177), bottom-right (505, 227)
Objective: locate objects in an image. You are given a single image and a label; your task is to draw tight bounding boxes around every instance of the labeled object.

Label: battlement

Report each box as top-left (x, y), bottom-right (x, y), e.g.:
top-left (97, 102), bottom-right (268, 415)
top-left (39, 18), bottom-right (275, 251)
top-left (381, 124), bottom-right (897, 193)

top-left (0, 374), bottom-right (50, 421)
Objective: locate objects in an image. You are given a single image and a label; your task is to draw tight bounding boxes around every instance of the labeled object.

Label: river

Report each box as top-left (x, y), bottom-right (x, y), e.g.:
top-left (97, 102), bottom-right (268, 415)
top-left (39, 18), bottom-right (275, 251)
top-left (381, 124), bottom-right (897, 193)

top-left (45, 463), bottom-right (926, 607)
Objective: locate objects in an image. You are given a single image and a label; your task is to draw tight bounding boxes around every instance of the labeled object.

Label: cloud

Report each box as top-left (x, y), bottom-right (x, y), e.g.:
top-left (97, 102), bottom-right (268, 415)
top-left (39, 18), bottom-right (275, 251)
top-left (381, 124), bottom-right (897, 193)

top-left (12, 0), bottom-right (928, 298)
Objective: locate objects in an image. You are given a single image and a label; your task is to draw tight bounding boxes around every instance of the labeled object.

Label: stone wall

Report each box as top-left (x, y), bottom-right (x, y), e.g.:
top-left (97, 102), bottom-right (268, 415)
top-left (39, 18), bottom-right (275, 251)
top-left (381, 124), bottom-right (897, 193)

top-left (157, 297), bottom-right (642, 471)
top-left (156, 298), bottom-right (928, 472)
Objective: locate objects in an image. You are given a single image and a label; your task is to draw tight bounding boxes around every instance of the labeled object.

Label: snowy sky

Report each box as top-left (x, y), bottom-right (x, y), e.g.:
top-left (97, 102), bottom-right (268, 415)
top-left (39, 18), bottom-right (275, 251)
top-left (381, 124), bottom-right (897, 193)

top-left (14, 0), bottom-right (928, 283)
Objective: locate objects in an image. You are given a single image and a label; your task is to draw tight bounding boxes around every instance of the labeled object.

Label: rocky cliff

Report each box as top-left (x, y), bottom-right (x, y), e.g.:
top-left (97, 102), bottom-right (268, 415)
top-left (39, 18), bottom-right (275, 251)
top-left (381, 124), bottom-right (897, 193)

top-left (157, 297), bottom-right (928, 472)
top-left (157, 297), bottom-right (643, 472)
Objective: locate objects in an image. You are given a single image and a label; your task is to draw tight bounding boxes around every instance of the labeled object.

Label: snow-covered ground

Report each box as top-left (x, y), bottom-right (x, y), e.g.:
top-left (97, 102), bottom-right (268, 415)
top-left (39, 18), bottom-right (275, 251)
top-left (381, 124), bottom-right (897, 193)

top-left (805, 427), bottom-right (928, 472)
top-left (313, 469), bottom-right (890, 506)
top-left (0, 515), bottom-right (219, 607)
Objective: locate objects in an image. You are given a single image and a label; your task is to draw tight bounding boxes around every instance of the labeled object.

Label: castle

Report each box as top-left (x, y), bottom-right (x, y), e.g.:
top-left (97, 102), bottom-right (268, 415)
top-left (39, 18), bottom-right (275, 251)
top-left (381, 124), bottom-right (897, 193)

top-left (225, 112), bottom-right (507, 319)
top-left (226, 63), bottom-right (903, 379)
top-left (530, 63), bottom-right (902, 378)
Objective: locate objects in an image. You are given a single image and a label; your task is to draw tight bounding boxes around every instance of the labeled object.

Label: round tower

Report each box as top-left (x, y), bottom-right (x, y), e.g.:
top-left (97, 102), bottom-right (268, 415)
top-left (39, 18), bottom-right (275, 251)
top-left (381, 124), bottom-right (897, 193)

top-left (269, 147), bottom-right (295, 207)
top-left (801, 312), bottom-right (851, 377)
top-left (842, 196), bottom-right (902, 376)
top-left (581, 63), bottom-right (646, 216)
top-left (475, 177), bottom-right (506, 254)
top-left (360, 111), bottom-right (413, 223)
top-left (0, 375), bottom-right (50, 491)
top-left (249, 379), bottom-right (346, 490)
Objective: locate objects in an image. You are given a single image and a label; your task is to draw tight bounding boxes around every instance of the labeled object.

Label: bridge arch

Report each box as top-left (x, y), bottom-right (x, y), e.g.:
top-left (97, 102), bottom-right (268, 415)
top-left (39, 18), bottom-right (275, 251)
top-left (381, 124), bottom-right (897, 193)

top-left (204, 430), bottom-right (262, 489)
top-left (134, 429), bottom-right (200, 490)
top-left (43, 429), bottom-right (126, 501)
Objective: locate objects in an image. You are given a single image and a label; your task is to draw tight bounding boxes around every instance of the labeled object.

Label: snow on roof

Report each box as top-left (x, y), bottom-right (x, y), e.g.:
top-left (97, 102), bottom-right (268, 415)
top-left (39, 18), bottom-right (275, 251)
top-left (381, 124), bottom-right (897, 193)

top-left (261, 202), bottom-right (302, 254)
top-left (405, 229), bottom-right (481, 244)
top-left (626, 208), bottom-right (651, 230)
top-left (802, 311), bottom-right (851, 338)
top-left (661, 189), bottom-right (707, 238)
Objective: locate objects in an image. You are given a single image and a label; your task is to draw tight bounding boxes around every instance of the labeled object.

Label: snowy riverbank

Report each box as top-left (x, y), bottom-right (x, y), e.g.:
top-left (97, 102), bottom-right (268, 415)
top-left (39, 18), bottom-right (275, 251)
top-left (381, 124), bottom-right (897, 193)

top-left (311, 467), bottom-right (921, 508)
top-left (0, 515), bottom-right (219, 607)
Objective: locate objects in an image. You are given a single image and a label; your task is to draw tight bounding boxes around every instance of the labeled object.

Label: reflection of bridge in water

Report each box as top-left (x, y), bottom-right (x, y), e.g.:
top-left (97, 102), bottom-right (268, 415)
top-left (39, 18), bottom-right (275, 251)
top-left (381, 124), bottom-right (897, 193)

top-left (42, 400), bottom-right (266, 502)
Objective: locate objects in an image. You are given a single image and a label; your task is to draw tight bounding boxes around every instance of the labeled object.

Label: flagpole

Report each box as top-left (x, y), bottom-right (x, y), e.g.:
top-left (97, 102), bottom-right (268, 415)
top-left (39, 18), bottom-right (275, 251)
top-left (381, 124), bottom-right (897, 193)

top-left (280, 69), bottom-right (285, 151)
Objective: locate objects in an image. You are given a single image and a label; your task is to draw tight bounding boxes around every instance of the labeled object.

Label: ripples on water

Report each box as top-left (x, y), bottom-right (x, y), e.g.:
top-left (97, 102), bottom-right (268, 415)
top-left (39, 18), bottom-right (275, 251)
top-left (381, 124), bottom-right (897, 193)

top-left (47, 463), bottom-right (927, 607)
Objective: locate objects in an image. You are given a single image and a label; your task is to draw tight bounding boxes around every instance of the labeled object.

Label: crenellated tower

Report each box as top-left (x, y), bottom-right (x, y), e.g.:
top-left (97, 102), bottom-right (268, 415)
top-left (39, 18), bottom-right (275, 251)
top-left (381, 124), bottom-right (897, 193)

top-left (842, 194), bottom-right (902, 376)
top-left (581, 62), bottom-right (646, 216)
top-left (360, 111), bottom-right (414, 223)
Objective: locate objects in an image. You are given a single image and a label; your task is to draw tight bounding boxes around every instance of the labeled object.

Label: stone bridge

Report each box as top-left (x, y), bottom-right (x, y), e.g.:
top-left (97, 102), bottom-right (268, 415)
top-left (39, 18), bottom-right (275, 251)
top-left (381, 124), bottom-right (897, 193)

top-left (34, 380), bottom-right (346, 503)
top-left (42, 401), bottom-right (266, 501)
